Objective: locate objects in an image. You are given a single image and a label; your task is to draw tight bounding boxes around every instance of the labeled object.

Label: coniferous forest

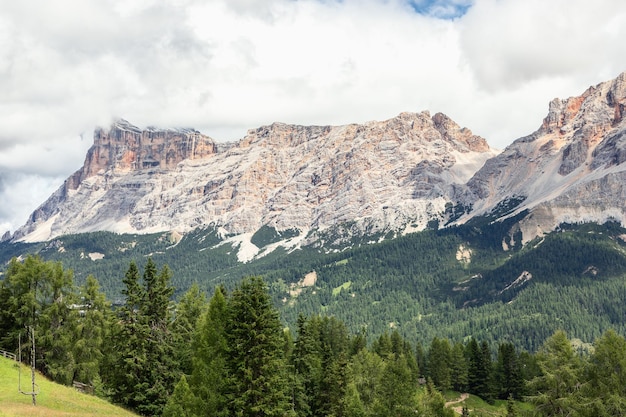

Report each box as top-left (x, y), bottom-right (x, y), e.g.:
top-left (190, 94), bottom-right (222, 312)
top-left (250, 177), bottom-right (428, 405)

top-left (2, 255), bottom-right (626, 416)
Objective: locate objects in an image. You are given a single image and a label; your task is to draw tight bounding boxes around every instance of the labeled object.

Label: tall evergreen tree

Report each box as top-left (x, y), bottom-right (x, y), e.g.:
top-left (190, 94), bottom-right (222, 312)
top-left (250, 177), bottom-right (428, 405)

top-left (374, 354), bottom-right (419, 417)
top-left (582, 329), bottom-right (626, 415)
top-left (526, 330), bottom-right (583, 416)
top-left (73, 275), bottom-right (110, 385)
top-left (172, 283), bottom-right (208, 376)
top-left (225, 276), bottom-right (292, 417)
top-left (450, 342), bottom-right (468, 392)
top-left (188, 285), bottom-right (229, 417)
top-left (494, 342), bottom-right (523, 400)
top-left (348, 348), bottom-right (385, 414)
top-left (466, 339), bottom-right (493, 402)
top-left (141, 262), bottom-right (177, 416)
top-left (36, 259), bottom-right (78, 385)
top-left (428, 337), bottom-right (452, 391)
top-left (105, 260), bottom-right (150, 412)
top-left (105, 259), bottom-right (177, 416)
top-left (0, 255), bottom-right (78, 384)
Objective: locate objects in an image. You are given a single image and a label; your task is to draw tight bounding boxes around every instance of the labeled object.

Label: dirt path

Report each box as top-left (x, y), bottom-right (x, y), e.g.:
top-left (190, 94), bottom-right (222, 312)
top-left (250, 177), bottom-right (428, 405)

top-left (445, 393), bottom-right (469, 414)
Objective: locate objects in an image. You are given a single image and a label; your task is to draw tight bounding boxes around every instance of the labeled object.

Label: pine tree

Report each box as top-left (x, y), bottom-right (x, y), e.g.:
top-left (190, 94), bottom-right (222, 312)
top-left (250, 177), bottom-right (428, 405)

top-left (105, 259), bottom-right (178, 416)
top-left (172, 283), bottom-right (207, 376)
top-left (494, 342), bottom-right (523, 400)
top-left (0, 256), bottom-right (78, 384)
top-left (105, 261), bottom-right (150, 411)
top-left (526, 330), bottom-right (583, 416)
top-left (581, 329), bottom-right (626, 415)
top-left (162, 375), bottom-right (197, 417)
top-left (225, 276), bottom-right (292, 417)
top-left (428, 337), bottom-right (452, 391)
top-left (188, 286), bottom-right (229, 416)
top-left (450, 342), bottom-right (468, 392)
top-left (73, 275), bottom-right (110, 385)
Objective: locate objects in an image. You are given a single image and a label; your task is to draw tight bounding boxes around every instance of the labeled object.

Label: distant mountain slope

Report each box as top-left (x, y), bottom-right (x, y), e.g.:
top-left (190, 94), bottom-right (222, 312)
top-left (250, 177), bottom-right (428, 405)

top-left (0, 355), bottom-right (138, 417)
top-left (13, 112), bottom-right (496, 250)
top-left (8, 71), bottom-right (626, 259)
top-left (2, 220), bottom-right (626, 352)
top-left (461, 72), bottom-right (626, 244)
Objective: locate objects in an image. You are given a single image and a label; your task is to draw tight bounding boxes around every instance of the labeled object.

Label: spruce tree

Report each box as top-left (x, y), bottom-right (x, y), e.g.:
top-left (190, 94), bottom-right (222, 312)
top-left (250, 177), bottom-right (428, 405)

top-left (494, 343), bottom-right (523, 400)
top-left (225, 276), bottom-right (292, 417)
top-left (428, 337), bottom-right (452, 391)
top-left (105, 261), bottom-right (150, 411)
top-left (450, 342), bottom-right (468, 392)
top-left (140, 261), bottom-right (177, 416)
top-left (188, 286), bottom-right (229, 416)
top-left (105, 259), bottom-right (177, 416)
top-left (172, 283), bottom-right (207, 376)
top-left (162, 375), bottom-right (196, 417)
top-left (73, 275), bottom-right (110, 385)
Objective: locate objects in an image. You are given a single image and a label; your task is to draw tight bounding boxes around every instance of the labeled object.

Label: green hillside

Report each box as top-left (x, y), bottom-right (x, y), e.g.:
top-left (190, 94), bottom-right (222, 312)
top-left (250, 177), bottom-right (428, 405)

top-left (0, 355), bottom-right (137, 417)
top-left (2, 220), bottom-right (626, 351)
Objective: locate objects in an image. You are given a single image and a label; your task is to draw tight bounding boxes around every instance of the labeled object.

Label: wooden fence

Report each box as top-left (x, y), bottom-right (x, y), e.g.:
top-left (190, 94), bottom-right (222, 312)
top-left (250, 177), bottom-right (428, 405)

top-left (0, 349), bottom-right (16, 361)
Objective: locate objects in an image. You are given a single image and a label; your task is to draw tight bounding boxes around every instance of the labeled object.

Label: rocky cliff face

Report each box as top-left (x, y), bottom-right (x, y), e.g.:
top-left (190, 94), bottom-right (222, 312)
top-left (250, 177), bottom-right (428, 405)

top-left (13, 72), bottom-right (626, 252)
top-left (14, 112), bottom-right (496, 247)
top-left (462, 71), bottom-right (626, 244)
top-left (76, 119), bottom-right (217, 181)
top-left (21, 121), bottom-right (218, 240)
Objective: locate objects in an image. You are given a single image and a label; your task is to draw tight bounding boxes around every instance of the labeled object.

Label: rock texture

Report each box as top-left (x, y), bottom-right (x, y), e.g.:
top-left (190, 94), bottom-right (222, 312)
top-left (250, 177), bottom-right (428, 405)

top-left (13, 71), bottom-right (626, 250)
top-left (462, 71), bottom-right (626, 243)
top-left (14, 112), bottom-right (496, 244)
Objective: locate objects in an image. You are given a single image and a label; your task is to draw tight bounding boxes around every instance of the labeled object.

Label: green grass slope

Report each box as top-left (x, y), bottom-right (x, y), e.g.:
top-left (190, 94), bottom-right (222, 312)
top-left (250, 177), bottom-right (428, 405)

top-left (0, 356), bottom-right (137, 417)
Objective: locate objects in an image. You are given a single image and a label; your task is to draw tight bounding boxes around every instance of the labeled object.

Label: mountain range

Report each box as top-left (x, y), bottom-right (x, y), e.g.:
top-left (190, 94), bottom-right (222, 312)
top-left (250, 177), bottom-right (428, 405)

top-left (2, 72), bottom-right (626, 350)
top-left (9, 72), bottom-right (626, 262)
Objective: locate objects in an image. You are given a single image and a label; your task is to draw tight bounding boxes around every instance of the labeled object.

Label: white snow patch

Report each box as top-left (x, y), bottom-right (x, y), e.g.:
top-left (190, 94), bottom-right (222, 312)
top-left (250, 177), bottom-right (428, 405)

top-left (222, 233), bottom-right (259, 263)
top-left (88, 252), bottom-right (105, 261)
top-left (256, 229), bottom-right (310, 258)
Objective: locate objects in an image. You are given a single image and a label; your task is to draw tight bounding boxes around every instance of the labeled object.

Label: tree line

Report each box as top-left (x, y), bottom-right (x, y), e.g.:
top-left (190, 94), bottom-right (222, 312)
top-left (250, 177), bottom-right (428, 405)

top-left (1, 255), bottom-right (626, 416)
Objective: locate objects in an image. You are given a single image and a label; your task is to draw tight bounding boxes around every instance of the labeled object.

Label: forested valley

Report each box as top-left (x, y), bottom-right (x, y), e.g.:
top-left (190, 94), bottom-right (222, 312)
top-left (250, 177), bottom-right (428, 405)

top-left (2, 255), bottom-right (626, 416)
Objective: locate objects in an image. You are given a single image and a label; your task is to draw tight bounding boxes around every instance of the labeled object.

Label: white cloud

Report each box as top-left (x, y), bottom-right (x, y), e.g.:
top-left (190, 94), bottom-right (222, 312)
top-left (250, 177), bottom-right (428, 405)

top-left (1, 0), bottom-right (626, 235)
top-left (461, 0), bottom-right (626, 91)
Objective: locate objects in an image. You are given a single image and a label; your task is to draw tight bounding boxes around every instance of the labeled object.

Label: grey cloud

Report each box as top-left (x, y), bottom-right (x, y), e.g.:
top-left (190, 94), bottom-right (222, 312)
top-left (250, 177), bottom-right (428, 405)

top-left (460, 0), bottom-right (626, 91)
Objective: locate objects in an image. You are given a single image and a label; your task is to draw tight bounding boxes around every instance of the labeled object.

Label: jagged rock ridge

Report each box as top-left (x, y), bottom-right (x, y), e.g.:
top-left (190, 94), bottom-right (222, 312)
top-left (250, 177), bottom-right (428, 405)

top-left (461, 71), bottom-right (626, 244)
top-left (14, 112), bottom-right (497, 248)
top-left (13, 71), bottom-right (626, 253)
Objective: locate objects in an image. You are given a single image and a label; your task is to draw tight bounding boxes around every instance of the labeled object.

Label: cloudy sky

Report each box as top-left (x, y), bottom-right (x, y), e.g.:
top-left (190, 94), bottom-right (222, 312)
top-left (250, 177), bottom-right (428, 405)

top-left (1, 0), bottom-right (626, 236)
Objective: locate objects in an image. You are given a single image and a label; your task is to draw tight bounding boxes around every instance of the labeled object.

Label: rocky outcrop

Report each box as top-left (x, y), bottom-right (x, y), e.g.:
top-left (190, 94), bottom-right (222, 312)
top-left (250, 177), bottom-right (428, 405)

top-left (14, 112), bottom-right (497, 243)
top-left (462, 71), bottom-right (626, 243)
top-left (77, 120), bottom-right (217, 180)
top-left (14, 72), bottom-right (626, 249)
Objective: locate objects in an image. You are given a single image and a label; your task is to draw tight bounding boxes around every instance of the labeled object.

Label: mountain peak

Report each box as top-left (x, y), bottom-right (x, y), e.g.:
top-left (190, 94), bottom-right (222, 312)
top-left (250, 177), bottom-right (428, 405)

top-left (14, 112), bottom-right (496, 245)
top-left (463, 71), bottom-right (626, 244)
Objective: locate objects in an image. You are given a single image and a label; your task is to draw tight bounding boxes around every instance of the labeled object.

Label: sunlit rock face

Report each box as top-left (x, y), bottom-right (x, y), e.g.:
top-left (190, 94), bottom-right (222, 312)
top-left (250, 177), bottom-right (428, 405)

top-left (14, 72), bottom-right (626, 247)
top-left (462, 72), bottom-right (626, 243)
top-left (14, 112), bottom-right (496, 243)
